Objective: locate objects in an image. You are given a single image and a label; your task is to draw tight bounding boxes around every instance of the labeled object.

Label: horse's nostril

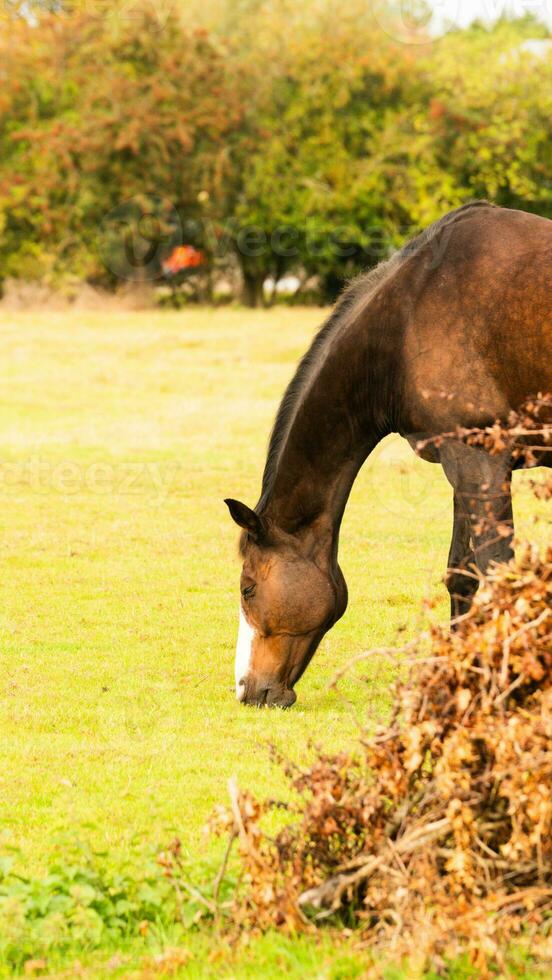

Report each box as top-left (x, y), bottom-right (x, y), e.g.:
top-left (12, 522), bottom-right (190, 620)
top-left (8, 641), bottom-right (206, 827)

top-left (236, 681), bottom-right (247, 702)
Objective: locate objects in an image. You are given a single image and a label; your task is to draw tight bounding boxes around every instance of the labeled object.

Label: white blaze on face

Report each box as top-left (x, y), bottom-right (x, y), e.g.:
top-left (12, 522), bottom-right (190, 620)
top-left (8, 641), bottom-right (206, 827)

top-left (235, 605), bottom-right (256, 700)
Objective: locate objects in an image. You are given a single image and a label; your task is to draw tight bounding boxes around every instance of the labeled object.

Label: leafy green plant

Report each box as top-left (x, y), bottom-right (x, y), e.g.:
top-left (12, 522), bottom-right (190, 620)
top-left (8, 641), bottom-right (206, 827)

top-left (0, 839), bottom-right (227, 973)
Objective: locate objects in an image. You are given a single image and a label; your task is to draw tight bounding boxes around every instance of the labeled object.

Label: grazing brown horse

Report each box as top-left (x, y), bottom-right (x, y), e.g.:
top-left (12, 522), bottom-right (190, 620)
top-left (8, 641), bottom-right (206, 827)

top-left (225, 202), bottom-right (552, 707)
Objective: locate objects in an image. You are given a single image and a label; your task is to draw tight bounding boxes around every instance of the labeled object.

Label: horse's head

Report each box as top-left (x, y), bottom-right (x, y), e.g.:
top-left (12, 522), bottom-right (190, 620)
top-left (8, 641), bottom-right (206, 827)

top-left (225, 498), bottom-right (347, 707)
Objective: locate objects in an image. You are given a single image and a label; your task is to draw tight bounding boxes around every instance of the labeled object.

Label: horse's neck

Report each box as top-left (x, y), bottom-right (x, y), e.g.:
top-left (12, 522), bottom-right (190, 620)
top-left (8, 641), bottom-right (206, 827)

top-left (263, 437), bottom-right (376, 537)
top-left (259, 317), bottom-right (388, 543)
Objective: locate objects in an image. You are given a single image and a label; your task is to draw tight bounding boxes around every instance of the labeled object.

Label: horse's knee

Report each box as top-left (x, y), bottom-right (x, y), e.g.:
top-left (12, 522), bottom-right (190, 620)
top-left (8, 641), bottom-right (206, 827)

top-left (471, 526), bottom-right (514, 575)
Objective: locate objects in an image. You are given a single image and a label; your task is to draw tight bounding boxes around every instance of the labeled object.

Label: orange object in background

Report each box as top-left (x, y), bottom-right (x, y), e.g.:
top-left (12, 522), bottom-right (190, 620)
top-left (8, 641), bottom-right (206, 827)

top-left (162, 245), bottom-right (206, 275)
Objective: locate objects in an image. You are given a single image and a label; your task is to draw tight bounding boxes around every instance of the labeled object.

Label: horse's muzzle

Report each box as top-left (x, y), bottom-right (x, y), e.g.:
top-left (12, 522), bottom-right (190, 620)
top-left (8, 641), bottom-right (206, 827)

top-left (237, 677), bottom-right (297, 708)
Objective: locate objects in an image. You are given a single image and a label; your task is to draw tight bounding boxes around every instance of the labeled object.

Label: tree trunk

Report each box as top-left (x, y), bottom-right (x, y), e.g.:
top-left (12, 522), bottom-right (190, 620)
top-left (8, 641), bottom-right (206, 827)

top-left (241, 270), bottom-right (264, 307)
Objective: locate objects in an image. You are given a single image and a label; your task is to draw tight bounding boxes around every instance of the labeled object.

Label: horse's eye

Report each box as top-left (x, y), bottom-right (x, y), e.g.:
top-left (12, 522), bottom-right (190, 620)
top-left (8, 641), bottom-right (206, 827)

top-left (241, 584), bottom-right (256, 600)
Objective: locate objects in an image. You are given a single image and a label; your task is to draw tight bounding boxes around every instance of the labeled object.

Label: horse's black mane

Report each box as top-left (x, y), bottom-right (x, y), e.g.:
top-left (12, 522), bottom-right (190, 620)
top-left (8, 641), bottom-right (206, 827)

top-left (257, 201), bottom-right (494, 512)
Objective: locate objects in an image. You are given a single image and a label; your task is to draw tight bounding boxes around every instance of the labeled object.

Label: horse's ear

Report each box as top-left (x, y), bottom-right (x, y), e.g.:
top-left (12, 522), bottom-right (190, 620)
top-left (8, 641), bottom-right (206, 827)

top-left (224, 499), bottom-right (265, 541)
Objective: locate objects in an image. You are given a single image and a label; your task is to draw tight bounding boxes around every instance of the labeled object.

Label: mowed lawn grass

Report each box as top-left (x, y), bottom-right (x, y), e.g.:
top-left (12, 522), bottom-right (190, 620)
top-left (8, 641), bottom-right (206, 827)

top-left (0, 308), bottom-right (548, 976)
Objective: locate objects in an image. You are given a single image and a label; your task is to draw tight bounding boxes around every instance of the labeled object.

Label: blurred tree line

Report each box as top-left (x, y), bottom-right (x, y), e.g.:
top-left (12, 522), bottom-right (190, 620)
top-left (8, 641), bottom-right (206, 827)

top-left (0, 0), bottom-right (551, 304)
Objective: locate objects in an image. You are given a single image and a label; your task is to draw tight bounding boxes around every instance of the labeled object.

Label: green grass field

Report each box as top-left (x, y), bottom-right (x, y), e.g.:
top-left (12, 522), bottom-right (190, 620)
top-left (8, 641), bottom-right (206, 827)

top-left (0, 308), bottom-right (548, 977)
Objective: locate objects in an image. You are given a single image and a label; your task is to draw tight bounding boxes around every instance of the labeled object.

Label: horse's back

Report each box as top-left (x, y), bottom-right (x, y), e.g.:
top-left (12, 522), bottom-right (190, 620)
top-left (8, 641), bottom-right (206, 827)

top-left (398, 205), bottom-right (552, 432)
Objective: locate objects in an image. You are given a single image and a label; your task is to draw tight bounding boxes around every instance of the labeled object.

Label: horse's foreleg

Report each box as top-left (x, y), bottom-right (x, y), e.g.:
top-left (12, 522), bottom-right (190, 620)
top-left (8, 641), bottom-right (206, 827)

top-left (446, 493), bottom-right (478, 621)
top-left (440, 442), bottom-right (514, 615)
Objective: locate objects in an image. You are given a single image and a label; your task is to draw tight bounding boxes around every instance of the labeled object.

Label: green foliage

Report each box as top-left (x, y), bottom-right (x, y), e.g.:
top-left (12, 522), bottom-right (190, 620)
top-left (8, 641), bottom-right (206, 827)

top-left (0, 840), bottom-right (223, 972)
top-left (0, 3), bottom-right (243, 285)
top-left (231, 8), bottom-right (552, 301)
top-left (0, 2), bottom-right (550, 301)
top-left (414, 17), bottom-right (552, 218)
